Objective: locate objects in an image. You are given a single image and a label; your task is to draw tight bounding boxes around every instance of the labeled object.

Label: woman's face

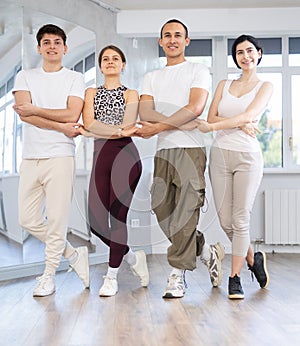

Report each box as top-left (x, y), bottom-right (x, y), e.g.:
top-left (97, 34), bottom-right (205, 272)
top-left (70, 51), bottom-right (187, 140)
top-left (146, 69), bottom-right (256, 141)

top-left (100, 49), bottom-right (125, 76)
top-left (235, 40), bottom-right (261, 70)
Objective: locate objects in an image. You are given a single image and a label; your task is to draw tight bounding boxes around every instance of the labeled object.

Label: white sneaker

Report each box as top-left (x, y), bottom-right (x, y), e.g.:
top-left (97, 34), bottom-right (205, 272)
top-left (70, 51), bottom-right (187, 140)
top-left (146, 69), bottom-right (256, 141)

top-left (33, 273), bottom-right (56, 297)
top-left (68, 246), bottom-right (90, 288)
top-left (99, 276), bottom-right (118, 297)
top-left (130, 250), bottom-right (149, 287)
top-left (162, 274), bottom-right (185, 298)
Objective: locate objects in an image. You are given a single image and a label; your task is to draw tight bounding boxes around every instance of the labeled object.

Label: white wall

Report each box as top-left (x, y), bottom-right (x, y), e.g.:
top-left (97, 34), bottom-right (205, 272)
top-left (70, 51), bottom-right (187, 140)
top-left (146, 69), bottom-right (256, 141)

top-left (117, 7), bottom-right (300, 37)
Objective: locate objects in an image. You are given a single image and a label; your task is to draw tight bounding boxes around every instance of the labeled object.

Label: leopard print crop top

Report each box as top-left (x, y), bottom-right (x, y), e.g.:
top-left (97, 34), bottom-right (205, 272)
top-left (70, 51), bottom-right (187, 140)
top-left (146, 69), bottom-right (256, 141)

top-left (94, 85), bottom-right (127, 125)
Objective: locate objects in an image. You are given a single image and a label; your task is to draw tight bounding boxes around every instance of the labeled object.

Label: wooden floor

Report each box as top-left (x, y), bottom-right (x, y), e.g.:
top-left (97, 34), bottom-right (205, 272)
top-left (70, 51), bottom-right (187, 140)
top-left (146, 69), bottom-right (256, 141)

top-left (0, 253), bottom-right (299, 346)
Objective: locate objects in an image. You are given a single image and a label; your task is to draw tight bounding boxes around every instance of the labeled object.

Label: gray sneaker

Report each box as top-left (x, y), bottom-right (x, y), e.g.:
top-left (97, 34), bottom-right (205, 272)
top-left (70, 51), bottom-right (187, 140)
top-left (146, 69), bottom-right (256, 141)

top-left (68, 246), bottom-right (90, 288)
top-left (33, 273), bottom-right (55, 297)
top-left (162, 274), bottom-right (186, 298)
top-left (202, 242), bottom-right (225, 287)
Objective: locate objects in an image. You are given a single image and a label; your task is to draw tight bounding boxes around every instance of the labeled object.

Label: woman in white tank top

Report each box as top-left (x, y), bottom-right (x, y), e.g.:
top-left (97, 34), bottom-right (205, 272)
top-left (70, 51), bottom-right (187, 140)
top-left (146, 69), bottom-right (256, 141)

top-left (197, 35), bottom-right (273, 299)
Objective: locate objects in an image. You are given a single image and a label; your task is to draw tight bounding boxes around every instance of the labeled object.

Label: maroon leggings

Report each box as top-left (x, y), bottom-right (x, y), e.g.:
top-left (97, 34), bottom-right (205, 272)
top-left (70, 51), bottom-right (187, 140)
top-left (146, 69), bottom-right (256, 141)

top-left (88, 137), bottom-right (142, 268)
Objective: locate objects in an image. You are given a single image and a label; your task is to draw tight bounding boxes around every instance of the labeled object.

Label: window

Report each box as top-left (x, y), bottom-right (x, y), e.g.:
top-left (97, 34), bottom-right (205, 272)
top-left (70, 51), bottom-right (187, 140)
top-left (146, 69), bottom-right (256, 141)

top-left (291, 75), bottom-right (300, 164)
top-left (159, 39), bottom-right (212, 68)
top-left (0, 68), bottom-right (20, 175)
top-left (289, 37), bottom-right (300, 66)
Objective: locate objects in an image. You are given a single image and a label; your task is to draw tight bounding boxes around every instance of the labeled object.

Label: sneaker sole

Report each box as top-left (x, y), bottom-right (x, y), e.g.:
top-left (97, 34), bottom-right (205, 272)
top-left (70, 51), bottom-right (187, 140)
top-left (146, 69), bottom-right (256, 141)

top-left (33, 289), bottom-right (56, 297)
top-left (260, 251), bottom-right (270, 289)
top-left (162, 292), bottom-right (185, 299)
top-left (228, 293), bottom-right (244, 299)
top-left (99, 291), bottom-right (118, 297)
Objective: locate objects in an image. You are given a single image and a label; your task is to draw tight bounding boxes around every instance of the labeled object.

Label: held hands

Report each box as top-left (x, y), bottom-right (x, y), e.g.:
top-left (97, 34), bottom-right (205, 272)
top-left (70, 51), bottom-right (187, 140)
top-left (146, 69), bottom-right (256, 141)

top-left (60, 123), bottom-right (82, 138)
top-left (197, 119), bottom-right (213, 133)
top-left (135, 121), bottom-right (161, 138)
top-left (121, 124), bottom-right (139, 137)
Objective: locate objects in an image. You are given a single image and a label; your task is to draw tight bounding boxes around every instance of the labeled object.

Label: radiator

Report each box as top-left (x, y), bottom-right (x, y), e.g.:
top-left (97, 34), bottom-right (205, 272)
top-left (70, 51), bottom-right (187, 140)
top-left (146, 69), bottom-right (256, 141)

top-left (265, 189), bottom-right (300, 245)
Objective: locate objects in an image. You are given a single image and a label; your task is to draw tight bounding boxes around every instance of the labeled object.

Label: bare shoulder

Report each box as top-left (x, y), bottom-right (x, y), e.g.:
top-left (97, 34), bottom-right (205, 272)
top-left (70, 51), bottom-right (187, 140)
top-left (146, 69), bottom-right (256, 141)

top-left (85, 87), bottom-right (97, 96)
top-left (124, 88), bottom-right (139, 103)
top-left (261, 81), bottom-right (273, 89)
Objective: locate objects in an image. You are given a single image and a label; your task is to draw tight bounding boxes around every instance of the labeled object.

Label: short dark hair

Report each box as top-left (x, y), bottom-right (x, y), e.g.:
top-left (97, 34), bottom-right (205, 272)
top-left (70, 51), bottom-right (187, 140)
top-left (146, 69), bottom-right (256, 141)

top-left (231, 34), bottom-right (263, 69)
top-left (160, 19), bottom-right (189, 39)
top-left (36, 24), bottom-right (67, 46)
top-left (98, 45), bottom-right (126, 67)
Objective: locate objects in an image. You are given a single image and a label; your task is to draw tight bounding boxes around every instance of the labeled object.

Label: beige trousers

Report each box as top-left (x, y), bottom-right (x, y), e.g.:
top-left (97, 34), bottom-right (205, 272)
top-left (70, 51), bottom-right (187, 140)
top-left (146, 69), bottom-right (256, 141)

top-left (209, 147), bottom-right (263, 257)
top-left (18, 157), bottom-right (76, 274)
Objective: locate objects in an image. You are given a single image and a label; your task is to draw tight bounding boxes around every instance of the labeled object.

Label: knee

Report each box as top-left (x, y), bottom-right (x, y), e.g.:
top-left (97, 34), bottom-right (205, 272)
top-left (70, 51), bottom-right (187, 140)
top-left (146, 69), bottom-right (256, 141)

top-left (232, 219), bottom-right (249, 233)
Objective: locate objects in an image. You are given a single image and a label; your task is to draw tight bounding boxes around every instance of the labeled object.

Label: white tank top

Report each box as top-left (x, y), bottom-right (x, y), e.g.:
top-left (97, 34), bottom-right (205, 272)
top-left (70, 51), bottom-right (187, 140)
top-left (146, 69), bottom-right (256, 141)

top-left (212, 79), bottom-right (265, 152)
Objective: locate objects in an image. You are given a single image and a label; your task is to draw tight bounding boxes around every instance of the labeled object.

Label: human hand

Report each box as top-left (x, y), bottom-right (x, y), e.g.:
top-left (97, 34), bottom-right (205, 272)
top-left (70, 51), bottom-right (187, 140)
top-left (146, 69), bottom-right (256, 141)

top-left (240, 123), bottom-right (261, 138)
top-left (197, 119), bottom-right (213, 133)
top-left (121, 125), bottom-right (139, 137)
top-left (135, 121), bottom-right (160, 138)
top-left (60, 123), bottom-right (82, 138)
top-left (13, 103), bottom-right (37, 117)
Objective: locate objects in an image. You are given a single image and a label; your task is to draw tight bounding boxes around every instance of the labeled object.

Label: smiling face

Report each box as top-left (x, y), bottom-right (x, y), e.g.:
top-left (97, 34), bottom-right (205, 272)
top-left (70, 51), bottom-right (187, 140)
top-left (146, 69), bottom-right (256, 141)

top-left (37, 33), bottom-right (67, 65)
top-left (159, 22), bottom-right (190, 64)
top-left (235, 40), bottom-right (262, 70)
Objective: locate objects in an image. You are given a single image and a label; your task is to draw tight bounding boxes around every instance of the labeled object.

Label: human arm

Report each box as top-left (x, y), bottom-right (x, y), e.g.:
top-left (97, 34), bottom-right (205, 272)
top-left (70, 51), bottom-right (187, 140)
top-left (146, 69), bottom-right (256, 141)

top-left (13, 95), bottom-right (83, 123)
top-left (199, 81), bottom-right (273, 132)
top-left (137, 87), bottom-right (209, 137)
top-left (13, 90), bottom-right (81, 137)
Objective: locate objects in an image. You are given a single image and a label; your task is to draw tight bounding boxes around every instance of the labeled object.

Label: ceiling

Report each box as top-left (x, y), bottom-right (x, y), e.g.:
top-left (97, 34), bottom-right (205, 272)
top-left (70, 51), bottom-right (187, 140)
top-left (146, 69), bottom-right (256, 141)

top-left (92, 0), bottom-right (300, 12)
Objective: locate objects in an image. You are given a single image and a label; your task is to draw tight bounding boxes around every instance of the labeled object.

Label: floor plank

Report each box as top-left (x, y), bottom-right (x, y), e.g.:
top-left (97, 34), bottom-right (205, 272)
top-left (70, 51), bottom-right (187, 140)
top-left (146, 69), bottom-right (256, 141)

top-left (0, 253), bottom-right (299, 346)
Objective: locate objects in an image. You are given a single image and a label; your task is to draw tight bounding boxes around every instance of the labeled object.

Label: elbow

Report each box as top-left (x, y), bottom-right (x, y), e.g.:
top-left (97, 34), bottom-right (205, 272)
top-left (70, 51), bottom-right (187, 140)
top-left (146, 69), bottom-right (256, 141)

top-left (190, 104), bottom-right (205, 118)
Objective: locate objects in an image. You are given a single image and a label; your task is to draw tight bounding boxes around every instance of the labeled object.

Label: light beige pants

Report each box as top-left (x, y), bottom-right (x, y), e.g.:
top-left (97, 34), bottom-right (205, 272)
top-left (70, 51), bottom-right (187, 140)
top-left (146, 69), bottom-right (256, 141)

top-left (18, 157), bottom-right (76, 274)
top-left (209, 147), bottom-right (263, 257)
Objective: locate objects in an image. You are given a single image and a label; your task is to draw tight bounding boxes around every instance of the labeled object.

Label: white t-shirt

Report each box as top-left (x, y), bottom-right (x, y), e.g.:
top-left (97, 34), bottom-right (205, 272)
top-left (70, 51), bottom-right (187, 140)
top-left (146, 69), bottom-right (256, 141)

top-left (13, 67), bottom-right (85, 159)
top-left (212, 79), bottom-right (265, 152)
top-left (141, 61), bottom-right (211, 151)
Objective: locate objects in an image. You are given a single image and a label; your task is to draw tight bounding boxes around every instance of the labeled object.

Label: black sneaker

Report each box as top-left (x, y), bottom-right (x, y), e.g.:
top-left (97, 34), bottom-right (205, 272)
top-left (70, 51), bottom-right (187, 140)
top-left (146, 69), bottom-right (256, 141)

top-left (248, 251), bottom-right (270, 289)
top-left (228, 275), bottom-right (244, 299)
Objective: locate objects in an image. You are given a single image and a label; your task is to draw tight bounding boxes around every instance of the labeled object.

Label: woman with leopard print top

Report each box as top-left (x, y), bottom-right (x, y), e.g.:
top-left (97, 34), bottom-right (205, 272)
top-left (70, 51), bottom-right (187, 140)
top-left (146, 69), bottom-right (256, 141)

top-left (80, 45), bottom-right (149, 297)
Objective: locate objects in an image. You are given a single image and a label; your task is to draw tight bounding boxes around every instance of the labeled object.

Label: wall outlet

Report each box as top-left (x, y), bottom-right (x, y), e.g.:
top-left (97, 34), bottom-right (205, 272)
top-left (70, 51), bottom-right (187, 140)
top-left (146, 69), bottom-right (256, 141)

top-left (131, 219), bottom-right (140, 228)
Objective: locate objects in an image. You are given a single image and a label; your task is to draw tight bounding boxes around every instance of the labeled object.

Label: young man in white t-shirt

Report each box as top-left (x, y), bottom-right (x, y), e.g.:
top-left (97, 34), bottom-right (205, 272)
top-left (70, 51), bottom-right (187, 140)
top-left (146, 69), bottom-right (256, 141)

top-left (13, 24), bottom-right (90, 297)
top-left (137, 19), bottom-right (225, 298)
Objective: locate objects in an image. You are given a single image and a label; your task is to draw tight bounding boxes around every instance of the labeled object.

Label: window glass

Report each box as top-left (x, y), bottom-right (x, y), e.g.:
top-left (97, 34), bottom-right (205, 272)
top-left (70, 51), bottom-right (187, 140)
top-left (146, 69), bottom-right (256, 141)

top-left (159, 39), bottom-right (212, 68)
top-left (291, 75), bottom-right (300, 165)
top-left (0, 109), bottom-right (4, 172)
top-left (3, 105), bottom-right (14, 173)
top-left (289, 38), bottom-right (300, 66)
top-left (227, 38), bottom-right (282, 67)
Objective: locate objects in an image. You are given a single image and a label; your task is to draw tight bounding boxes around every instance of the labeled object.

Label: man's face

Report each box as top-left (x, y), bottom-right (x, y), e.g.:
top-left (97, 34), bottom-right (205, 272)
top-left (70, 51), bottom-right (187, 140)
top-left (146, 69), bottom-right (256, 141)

top-left (159, 22), bottom-right (190, 60)
top-left (37, 33), bottom-right (67, 63)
